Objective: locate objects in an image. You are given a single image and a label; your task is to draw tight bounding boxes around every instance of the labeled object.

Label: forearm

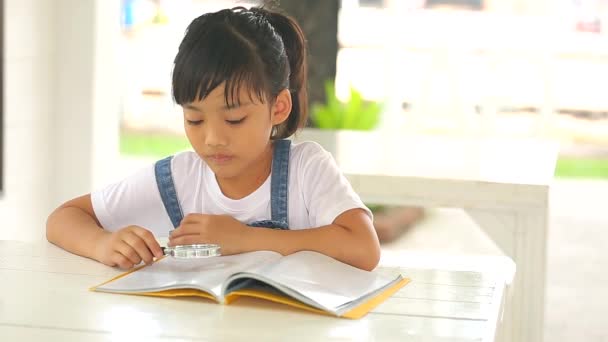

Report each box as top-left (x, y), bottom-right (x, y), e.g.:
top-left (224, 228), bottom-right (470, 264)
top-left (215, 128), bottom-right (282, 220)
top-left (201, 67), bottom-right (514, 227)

top-left (46, 206), bottom-right (108, 260)
top-left (246, 224), bottom-right (381, 271)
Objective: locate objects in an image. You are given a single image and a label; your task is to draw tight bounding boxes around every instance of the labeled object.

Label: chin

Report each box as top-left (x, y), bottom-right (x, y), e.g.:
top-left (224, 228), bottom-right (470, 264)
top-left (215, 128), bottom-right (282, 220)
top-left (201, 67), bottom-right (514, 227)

top-left (207, 163), bottom-right (241, 179)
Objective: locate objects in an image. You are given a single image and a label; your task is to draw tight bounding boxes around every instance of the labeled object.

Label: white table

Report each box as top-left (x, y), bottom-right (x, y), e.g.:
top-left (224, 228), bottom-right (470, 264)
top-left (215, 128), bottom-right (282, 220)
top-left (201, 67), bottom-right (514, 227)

top-left (0, 241), bottom-right (512, 341)
top-left (295, 130), bottom-right (558, 342)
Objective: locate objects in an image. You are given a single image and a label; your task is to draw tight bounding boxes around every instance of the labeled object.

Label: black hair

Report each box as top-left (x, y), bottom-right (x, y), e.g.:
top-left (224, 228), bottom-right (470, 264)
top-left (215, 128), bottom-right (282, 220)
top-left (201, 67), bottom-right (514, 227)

top-left (172, 6), bottom-right (308, 139)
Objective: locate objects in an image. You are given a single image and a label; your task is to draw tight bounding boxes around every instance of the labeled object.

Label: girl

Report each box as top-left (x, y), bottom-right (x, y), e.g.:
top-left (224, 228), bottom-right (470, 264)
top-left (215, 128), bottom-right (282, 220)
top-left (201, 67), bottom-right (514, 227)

top-left (46, 6), bottom-right (380, 271)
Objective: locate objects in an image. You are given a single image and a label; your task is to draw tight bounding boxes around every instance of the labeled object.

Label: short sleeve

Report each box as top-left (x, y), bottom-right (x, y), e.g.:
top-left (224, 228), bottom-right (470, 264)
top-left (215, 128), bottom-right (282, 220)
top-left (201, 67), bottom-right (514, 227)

top-left (298, 143), bottom-right (372, 227)
top-left (90, 163), bottom-right (173, 237)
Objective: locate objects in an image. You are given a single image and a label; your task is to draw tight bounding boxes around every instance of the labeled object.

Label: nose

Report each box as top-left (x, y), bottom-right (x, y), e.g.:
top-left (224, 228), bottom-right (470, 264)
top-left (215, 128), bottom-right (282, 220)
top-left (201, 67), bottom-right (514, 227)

top-left (204, 124), bottom-right (228, 148)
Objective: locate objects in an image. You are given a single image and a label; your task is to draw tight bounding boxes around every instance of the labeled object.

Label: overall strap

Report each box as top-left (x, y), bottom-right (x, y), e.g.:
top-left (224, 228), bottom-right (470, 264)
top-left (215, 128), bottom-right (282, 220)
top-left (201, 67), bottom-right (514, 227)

top-left (248, 139), bottom-right (291, 230)
top-left (270, 139), bottom-right (291, 224)
top-left (154, 156), bottom-right (184, 229)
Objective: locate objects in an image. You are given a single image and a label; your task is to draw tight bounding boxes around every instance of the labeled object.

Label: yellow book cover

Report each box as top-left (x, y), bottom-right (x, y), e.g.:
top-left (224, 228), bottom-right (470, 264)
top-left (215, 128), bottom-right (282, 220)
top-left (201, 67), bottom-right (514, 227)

top-left (91, 251), bottom-right (409, 319)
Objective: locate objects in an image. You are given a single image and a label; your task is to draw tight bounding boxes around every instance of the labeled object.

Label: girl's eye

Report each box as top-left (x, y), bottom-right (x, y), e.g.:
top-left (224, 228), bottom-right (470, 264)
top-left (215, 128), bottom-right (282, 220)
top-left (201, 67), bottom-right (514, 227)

top-left (187, 120), bottom-right (203, 126)
top-left (226, 117), bottom-right (246, 125)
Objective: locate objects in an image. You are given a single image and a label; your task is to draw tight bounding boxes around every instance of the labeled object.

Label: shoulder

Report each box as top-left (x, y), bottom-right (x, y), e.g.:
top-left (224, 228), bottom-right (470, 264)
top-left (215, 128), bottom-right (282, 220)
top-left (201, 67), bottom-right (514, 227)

top-left (289, 140), bottom-right (332, 166)
top-left (288, 140), bottom-right (370, 227)
top-left (169, 150), bottom-right (206, 176)
top-left (171, 150), bottom-right (202, 165)
top-left (289, 140), bottom-right (339, 182)
top-left (166, 151), bottom-right (208, 198)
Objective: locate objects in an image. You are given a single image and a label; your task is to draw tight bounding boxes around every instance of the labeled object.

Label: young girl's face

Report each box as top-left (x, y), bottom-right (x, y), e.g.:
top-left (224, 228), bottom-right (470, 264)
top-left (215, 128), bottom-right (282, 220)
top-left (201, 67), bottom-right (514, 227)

top-left (182, 83), bottom-right (290, 181)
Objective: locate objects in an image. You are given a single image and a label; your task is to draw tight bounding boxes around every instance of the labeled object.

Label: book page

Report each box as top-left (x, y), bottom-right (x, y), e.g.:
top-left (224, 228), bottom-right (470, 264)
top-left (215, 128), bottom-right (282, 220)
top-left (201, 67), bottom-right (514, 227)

top-left (224, 251), bottom-right (401, 313)
top-left (95, 250), bottom-right (281, 298)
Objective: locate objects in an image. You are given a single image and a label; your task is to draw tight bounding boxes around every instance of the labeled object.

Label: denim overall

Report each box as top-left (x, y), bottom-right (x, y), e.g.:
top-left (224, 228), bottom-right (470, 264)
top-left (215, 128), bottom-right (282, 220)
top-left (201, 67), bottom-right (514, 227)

top-left (154, 139), bottom-right (291, 231)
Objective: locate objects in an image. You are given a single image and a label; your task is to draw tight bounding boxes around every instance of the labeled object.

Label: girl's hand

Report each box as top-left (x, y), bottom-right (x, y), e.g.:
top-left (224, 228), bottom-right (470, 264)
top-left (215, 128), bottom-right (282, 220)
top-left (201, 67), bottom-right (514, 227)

top-left (168, 214), bottom-right (250, 255)
top-left (94, 226), bottom-right (164, 269)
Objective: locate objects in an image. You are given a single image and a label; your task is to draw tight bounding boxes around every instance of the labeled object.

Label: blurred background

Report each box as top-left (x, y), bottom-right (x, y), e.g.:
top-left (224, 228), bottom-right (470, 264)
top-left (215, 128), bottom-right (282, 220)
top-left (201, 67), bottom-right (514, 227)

top-left (2, 0), bottom-right (607, 340)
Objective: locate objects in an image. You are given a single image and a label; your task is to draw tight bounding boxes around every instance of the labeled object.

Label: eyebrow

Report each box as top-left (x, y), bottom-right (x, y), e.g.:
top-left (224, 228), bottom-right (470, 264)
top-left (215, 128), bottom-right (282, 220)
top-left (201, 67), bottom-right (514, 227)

top-left (184, 102), bottom-right (253, 112)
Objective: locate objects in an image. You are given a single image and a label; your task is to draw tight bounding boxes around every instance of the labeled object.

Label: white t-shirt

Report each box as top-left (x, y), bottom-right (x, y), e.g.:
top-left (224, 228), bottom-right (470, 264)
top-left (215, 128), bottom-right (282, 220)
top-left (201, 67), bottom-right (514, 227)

top-left (91, 141), bottom-right (371, 237)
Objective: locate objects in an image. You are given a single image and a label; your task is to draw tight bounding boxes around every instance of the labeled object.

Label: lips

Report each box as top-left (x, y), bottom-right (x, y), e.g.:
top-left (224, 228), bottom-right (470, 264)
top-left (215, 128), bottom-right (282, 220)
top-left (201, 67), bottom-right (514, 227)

top-left (207, 154), bottom-right (234, 164)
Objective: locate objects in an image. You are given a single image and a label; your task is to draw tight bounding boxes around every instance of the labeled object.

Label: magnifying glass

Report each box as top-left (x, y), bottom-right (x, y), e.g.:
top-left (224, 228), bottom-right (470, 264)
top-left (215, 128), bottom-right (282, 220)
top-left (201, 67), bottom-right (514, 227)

top-left (162, 244), bottom-right (221, 259)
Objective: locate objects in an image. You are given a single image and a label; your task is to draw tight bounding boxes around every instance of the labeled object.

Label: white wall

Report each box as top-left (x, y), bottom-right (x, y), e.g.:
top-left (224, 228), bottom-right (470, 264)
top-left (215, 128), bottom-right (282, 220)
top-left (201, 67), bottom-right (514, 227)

top-left (1, 0), bottom-right (120, 240)
top-left (52, 0), bottom-right (120, 203)
top-left (1, 0), bottom-right (56, 240)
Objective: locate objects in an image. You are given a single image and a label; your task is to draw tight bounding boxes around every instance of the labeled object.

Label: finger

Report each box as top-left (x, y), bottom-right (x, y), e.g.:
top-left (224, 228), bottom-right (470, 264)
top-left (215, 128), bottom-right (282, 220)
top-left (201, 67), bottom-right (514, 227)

top-left (168, 234), bottom-right (207, 247)
top-left (180, 213), bottom-right (213, 227)
top-left (181, 213), bottom-right (203, 224)
top-left (171, 223), bottom-right (202, 238)
top-left (122, 232), bottom-right (154, 264)
top-left (115, 240), bottom-right (142, 265)
top-left (130, 227), bottom-right (163, 259)
top-left (112, 253), bottom-right (134, 269)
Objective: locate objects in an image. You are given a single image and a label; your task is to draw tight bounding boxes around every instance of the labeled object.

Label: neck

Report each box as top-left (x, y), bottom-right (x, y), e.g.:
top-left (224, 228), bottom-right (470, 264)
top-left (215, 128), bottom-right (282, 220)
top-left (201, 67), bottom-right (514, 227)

top-left (216, 143), bottom-right (273, 200)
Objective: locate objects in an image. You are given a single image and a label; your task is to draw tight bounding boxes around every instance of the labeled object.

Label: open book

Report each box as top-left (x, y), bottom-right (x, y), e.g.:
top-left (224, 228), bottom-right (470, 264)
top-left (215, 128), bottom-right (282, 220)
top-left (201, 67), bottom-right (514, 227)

top-left (91, 250), bottom-right (409, 319)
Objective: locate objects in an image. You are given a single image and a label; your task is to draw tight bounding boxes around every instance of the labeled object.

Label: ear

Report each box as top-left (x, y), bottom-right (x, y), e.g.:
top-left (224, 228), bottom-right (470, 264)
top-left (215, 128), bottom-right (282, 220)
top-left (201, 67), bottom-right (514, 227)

top-left (270, 88), bottom-right (292, 126)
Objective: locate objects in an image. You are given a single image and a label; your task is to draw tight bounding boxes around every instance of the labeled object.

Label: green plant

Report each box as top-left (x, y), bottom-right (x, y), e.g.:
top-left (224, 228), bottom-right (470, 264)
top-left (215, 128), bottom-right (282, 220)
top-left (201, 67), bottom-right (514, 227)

top-left (310, 81), bottom-right (386, 213)
top-left (555, 157), bottom-right (608, 179)
top-left (311, 81), bottom-right (383, 130)
top-left (121, 130), bottom-right (190, 158)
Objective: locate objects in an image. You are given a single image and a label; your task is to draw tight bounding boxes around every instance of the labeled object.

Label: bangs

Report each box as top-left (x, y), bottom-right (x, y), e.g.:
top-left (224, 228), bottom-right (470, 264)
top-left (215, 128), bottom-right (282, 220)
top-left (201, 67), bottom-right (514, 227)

top-left (172, 23), bottom-right (268, 107)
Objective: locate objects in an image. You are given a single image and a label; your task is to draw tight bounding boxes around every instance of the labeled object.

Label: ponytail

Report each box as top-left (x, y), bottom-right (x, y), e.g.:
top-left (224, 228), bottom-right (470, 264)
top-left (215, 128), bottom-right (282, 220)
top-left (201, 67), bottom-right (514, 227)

top-left (252, 7), bottom-right (308, 138)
